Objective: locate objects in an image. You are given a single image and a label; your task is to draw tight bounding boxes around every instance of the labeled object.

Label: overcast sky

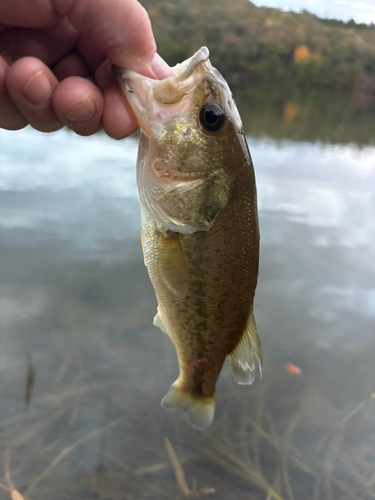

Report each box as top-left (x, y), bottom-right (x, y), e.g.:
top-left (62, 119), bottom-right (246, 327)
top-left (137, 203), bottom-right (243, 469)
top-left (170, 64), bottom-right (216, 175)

top-left (251, 0), bottom-right (375, 25)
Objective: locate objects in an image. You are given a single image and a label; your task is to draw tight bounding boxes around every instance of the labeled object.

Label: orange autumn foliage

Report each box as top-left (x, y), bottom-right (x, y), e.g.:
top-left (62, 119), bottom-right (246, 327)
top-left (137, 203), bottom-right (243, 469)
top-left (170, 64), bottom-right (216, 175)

top-left (294, 45), bottom-right (312, 63)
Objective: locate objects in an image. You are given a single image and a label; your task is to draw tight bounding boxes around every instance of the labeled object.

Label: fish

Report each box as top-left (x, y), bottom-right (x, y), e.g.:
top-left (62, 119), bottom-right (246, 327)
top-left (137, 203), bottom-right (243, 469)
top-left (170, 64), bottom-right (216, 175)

top-left (114, 47), bottom-right (261, 430)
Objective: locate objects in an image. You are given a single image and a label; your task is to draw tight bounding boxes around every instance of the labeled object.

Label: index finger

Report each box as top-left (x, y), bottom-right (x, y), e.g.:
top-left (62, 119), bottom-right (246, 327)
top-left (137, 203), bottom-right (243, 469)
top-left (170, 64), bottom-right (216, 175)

top-left (0, 0), bottom-right (157, 76)
top-left (52, 0), bottom-right (157, 76)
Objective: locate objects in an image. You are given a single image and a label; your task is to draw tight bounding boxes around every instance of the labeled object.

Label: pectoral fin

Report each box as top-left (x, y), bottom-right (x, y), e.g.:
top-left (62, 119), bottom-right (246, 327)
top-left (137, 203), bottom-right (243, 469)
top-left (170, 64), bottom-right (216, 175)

top-left (229, 311), bottom-right (262, 385)
top-left (157, 231), bottom-right (188, 298)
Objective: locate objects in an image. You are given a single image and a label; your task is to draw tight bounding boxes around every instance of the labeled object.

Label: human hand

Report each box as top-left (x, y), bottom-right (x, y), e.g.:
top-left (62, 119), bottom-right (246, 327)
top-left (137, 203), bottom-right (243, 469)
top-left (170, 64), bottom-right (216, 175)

top-left (0, 0), bottom-right (171, 138)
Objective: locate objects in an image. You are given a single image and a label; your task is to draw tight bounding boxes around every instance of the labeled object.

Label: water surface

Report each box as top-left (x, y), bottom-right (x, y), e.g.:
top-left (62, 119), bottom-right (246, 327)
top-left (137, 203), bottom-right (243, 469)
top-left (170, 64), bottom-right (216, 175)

top-left (1, 94), bottom-right (375, 499)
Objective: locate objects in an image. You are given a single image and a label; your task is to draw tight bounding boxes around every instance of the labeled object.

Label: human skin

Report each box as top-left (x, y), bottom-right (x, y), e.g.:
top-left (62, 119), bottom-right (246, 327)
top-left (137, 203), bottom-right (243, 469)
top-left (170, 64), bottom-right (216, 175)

top-left (0, 0), bottom-right (171, 138)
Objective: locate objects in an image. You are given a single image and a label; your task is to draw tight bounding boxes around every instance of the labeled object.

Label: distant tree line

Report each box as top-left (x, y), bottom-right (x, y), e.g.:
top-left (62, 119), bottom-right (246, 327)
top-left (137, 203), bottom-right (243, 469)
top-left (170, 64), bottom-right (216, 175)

top-left (142, 0), bottom-right (375, 91)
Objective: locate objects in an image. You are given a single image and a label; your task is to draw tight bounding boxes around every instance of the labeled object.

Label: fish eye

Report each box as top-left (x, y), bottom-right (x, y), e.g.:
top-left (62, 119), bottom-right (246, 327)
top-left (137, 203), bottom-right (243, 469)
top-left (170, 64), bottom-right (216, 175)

top-left (199, 103), bottom-right (225, 132)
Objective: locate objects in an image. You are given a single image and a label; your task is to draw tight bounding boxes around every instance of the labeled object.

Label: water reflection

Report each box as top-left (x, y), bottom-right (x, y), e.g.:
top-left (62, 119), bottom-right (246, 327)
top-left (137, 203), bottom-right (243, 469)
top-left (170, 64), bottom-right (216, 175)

top-left (236, 87), bottom-right (375, 145)
top-left (1, 122), bottom-right (375, 499)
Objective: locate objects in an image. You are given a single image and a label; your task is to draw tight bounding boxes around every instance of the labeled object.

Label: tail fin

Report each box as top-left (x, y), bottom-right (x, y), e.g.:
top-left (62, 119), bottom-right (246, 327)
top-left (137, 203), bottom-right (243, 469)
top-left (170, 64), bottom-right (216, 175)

top-left (161, 383), bottom-right (216, 430)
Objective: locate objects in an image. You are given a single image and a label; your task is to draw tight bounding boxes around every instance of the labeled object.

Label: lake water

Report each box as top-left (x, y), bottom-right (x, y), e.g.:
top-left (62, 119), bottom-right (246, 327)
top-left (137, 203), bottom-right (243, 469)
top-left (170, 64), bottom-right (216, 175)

top-left (1, 92), bottom-right (375, 499)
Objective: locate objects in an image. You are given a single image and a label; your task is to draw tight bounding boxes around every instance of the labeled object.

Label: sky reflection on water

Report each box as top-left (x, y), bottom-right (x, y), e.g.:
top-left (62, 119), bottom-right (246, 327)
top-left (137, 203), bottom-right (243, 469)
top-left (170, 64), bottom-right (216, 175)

top-left (1, 126), bottom-right (375, 369)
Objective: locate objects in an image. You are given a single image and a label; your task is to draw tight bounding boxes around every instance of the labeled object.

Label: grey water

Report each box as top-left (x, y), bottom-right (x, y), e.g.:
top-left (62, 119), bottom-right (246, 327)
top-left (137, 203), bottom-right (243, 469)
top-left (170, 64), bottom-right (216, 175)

top-left (1, 91), bottom-right (375, 499)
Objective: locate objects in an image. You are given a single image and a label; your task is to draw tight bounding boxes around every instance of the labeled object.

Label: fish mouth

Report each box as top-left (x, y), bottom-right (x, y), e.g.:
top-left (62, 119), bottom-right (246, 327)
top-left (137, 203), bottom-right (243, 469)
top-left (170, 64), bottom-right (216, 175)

top-left (170, 46), bottom-right (210, 77)
top-left (114, 46), bottom-right (210, 100)
top-left (152, 46), bottom-right (210, 104)
top-left (113, 47), bottom-right (212, 135)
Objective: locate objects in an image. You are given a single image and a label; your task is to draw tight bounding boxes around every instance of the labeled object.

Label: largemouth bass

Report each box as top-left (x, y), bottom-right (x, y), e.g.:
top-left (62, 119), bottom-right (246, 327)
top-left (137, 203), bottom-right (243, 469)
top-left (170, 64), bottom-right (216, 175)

top-left (115, 47), bottom-right (261, 430)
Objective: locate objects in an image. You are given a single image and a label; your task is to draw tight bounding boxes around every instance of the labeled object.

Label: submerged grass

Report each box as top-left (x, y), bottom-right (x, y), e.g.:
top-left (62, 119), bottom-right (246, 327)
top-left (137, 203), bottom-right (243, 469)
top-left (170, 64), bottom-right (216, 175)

top-left (1, 350), bottom-right (375, 500)
top-left (1, 279), bottom-right (374, 500)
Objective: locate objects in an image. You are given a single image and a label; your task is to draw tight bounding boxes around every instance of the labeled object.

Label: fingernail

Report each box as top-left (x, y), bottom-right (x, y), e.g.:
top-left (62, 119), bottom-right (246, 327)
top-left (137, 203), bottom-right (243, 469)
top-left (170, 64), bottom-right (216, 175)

top-left (133, 59), bottom-right (157, 79)
top-left (151, 53), bottom-right (173, 80)
top-left (64, 99), bottom-right (97, 122)
top-left (22, 71), bottom-right (52, 105)
top-left (124, 56), bottom-right (157, 79)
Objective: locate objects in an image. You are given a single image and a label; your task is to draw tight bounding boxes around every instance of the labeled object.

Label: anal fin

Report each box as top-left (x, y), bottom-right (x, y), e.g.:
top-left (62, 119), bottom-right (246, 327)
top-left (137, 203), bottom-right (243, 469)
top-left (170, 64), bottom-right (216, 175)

top-left (229, 311), bottom-right (262, 385)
